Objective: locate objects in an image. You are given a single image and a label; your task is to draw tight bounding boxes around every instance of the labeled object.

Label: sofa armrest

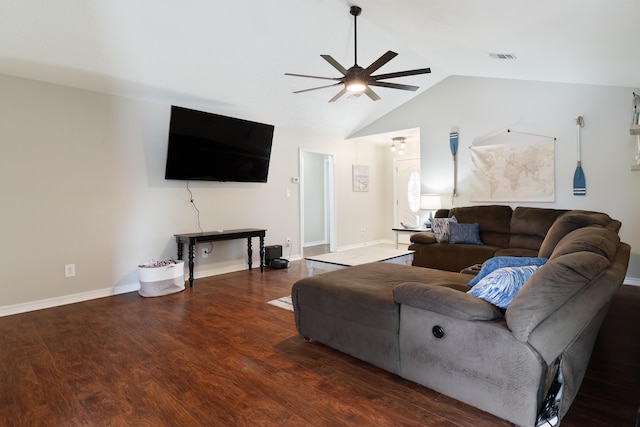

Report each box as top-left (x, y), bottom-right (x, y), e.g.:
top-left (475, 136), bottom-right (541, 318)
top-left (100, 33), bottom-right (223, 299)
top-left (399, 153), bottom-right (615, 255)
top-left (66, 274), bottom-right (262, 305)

top-left (409, 232), bottom-right (437, 244)
top-left (393, 282), bottom-right (504, 321)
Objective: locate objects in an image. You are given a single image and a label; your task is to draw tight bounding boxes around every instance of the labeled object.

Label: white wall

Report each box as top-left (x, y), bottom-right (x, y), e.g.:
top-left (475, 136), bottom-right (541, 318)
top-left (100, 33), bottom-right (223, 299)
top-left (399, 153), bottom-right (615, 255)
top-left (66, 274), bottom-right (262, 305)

top-left (0, 73), bottom-right (392, 313)
top-left (335, 140), bottom-right (395, 247)
top-left (353, 76), bottom-right (640, 281)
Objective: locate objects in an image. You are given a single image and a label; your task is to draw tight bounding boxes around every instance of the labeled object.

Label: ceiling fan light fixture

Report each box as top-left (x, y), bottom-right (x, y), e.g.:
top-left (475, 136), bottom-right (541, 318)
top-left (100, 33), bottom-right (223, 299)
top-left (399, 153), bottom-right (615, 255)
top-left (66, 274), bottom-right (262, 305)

top-left (346, 79), bottom-right (367, 93)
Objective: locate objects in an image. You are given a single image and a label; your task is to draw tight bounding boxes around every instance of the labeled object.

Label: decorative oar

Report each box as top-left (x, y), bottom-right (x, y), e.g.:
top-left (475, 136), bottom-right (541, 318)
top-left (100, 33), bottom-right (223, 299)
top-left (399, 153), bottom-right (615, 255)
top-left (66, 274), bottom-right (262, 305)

top-left (450, 131), bottom-right (459, 198)
top-left (573, 115), bottom-right (586, 196)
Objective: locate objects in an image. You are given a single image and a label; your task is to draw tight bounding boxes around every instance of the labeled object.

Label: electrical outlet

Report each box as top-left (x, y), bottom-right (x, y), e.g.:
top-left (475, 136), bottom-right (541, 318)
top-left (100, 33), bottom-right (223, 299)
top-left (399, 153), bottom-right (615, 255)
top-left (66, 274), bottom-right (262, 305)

top-left (286, 238), bottom-right (292, 247)
top-left (202, 248), bottom-right (209, 258)
top-left (65, 264), bottom-right (76, 278)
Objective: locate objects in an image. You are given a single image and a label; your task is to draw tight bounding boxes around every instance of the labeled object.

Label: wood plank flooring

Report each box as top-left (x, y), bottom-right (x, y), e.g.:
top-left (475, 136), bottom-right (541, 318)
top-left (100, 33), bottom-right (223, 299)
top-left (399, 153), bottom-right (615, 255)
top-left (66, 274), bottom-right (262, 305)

top-left (0, 261), bottom-right (638, 426)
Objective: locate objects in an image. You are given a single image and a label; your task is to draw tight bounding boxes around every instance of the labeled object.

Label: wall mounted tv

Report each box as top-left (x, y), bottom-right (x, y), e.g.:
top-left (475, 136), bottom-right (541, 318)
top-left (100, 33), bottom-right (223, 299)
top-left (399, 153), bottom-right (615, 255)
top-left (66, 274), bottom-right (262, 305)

top-left (164, 106), bottom-right (275, 182)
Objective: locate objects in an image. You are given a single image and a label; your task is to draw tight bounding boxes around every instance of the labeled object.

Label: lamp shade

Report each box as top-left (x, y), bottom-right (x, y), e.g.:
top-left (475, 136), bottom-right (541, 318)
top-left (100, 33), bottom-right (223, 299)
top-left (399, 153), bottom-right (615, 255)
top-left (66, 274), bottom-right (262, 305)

top-left (420, 194), bottom-right (442, 211)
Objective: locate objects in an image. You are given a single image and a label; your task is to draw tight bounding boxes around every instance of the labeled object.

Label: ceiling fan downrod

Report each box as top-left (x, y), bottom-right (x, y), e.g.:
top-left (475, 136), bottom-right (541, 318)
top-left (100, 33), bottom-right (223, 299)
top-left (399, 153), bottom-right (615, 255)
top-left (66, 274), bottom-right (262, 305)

top-left (351, 6), bottom-right (361, 66)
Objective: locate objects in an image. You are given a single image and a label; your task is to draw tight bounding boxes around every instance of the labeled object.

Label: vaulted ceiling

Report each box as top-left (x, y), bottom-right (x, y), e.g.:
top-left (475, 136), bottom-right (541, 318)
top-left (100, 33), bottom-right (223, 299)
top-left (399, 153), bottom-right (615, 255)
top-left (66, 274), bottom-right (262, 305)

top-left (1, 0), bottom-right (638, 137)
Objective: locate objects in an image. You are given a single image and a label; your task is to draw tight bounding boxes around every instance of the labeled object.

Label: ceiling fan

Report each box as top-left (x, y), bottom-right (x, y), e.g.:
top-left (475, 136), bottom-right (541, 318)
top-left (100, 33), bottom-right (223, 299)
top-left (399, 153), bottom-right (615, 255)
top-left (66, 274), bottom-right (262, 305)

top-left (285, 5), bottom-right (431, 102)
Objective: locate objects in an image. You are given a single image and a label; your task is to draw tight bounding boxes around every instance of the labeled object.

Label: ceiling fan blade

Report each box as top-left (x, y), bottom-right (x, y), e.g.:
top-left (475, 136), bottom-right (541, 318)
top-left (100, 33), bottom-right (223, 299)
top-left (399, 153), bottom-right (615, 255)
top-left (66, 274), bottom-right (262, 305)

top-left (371, 68), bottom-right (432, 81)
top-left (363, 51), bottom-right (398, 75)
top-left (364, 86), bottom-right (381, 101)
top-left (328, 88), bottom-right (347, 103)
top-left (369, 81), bottom-right (420, 91)
top-left (285, 73), bottom-right (341, 82)
top-left (321, 55), bottom-right (349, 75)
top-left (293, 82), bottom-right (343, 94)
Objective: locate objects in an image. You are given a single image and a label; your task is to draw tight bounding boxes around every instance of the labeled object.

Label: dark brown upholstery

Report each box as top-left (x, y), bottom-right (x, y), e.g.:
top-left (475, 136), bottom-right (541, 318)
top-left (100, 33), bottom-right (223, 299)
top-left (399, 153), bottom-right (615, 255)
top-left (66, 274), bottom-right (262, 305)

top-left (538, 211), bottom-right (615, 258)
top-left (508, 207), bottom-right (567, 251)
top-left (449, 205), bottom-right (513, 248)
top-left (409, 205), bottom-right (618, 273)
top-left (410, 241), bottom-right (500, 272)
top-left (291, 263), bottom-right (471, 375)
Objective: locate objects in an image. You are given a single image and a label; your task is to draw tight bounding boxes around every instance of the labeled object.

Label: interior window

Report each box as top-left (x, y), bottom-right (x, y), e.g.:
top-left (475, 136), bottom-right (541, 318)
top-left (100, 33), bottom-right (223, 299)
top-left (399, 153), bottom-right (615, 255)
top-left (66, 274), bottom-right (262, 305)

top-left (407, 170), bottom-right (421, 213)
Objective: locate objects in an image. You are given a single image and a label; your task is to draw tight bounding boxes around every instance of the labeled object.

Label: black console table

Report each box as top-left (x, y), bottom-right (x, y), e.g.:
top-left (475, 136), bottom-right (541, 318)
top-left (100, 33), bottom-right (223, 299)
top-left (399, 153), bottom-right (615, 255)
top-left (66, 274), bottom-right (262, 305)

top-left (175, 228), bottom-right (266, 287)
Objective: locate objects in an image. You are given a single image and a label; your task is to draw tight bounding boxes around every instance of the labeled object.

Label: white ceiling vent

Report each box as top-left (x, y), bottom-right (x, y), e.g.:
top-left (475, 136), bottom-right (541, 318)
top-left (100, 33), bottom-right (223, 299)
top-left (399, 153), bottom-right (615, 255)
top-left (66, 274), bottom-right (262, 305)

top-left (489, 53), bottom-right (517, 60)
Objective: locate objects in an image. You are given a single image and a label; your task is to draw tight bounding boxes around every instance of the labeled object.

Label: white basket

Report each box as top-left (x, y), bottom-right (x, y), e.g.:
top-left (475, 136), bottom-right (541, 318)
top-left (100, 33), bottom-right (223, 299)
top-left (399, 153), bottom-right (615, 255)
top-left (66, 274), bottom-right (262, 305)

top-left (138, 260), bottom-right (185, 297)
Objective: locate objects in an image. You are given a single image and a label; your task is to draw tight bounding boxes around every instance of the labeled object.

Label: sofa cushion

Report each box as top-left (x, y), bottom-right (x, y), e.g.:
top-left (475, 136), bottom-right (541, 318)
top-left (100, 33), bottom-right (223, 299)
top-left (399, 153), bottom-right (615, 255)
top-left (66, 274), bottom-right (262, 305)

top-left (508, 207), bottom-right (567, 252)
top-left (550, 226), bottom-right (620, 262)
top-left (449, 205), bottom-right (512, 248)
top-left (571, 210), bottom-right (620, 232)
top-left (468, 265), bottom-right (541, 309)
top-left (494, 248), bottom-right (540, 258)
top-left (409, 242), bottom-right (500, 272)
top-left (293, 262), bottom-right (471, 333)
top-left (467, 256), bottom-right (548, 287)
top-left (393, 282), bottom-right (504, 320)
top-left (293, 264), bottom-right (400, 333)
top-left (538, 211), bottom-right (616, 258)
top-left (409, 232), bottom-right (437, 244)
top-left (434, 209), bottom-right (450, 218)
top-left (506, 251), bottom-right (610, 342)
top-left (449, 223), bottom-right (483, 245)
top-left (431, 216), bottom-right (457, 243)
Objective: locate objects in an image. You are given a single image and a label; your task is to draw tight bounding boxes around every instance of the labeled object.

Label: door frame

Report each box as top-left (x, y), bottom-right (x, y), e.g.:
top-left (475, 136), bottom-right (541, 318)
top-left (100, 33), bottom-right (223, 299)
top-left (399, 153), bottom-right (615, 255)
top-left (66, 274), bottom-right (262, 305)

top-left (299, 148), bottom-right (336, 256)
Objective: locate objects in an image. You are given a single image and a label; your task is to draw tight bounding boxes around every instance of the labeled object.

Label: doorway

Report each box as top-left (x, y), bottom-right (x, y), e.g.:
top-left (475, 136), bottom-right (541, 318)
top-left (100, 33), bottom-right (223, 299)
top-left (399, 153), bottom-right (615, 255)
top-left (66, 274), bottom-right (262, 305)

top-left (299, 150), bottom-right (336, 257)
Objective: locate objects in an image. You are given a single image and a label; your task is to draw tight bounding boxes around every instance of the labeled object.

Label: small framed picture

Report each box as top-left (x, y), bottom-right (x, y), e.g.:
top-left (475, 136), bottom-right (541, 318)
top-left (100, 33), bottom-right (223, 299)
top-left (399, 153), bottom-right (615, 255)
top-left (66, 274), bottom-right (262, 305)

top-left (352, 164), bottom-right (369, 192)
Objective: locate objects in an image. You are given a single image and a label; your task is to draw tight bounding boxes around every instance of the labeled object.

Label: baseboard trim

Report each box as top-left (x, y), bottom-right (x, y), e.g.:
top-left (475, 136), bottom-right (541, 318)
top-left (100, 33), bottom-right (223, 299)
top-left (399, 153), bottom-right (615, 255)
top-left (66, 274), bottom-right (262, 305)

top-left (624, 277), bottom-right (640, 286)
top-left (0, 258), bottom-right (305, 317)
top-left (0, 282), bottom-right (140, 318)
top-left (304, 240), bottom-right (327, 248)
top-left (3, 263), bottom-right (636, 317)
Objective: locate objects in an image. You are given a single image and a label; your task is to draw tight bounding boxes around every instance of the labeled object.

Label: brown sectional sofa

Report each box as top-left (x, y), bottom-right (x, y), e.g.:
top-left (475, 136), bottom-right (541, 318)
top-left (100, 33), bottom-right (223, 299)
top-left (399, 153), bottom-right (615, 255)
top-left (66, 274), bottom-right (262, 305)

top-left (409, 205), bottom-right (621, 272)
top-left (291, 206), bottom-right (630, 426)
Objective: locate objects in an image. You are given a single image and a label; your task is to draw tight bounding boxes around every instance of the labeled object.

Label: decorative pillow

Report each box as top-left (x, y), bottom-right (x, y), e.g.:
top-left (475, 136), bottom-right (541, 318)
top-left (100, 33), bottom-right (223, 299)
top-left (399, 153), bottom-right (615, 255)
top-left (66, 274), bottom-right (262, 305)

top-left (467, 265), bottom-right (541, 309)
top-left (431, 216), bottom-right (457, 243)
top-left (467, 256), bottom-right (548, 287)
top-left (448, 222), bottom-right (483, 245)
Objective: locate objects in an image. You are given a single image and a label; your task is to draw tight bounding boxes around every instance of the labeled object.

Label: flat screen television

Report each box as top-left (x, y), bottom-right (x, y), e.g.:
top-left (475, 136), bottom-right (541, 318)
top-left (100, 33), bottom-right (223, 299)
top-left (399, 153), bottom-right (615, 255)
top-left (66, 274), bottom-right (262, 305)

top-left (164, 106), bottom-right (274, 182)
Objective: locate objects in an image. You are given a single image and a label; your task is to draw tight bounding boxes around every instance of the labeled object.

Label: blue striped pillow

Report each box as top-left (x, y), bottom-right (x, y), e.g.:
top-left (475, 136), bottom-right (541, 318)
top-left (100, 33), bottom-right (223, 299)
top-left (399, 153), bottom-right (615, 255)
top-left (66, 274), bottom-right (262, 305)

top-left (467, 265), bottom-right (541, 309)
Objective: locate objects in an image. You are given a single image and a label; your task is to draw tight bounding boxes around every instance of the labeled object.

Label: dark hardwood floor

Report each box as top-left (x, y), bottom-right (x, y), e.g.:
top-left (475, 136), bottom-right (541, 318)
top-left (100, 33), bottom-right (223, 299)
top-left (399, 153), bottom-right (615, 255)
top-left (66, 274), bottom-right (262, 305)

top-left (1, 261), bottom-right (638, 426)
